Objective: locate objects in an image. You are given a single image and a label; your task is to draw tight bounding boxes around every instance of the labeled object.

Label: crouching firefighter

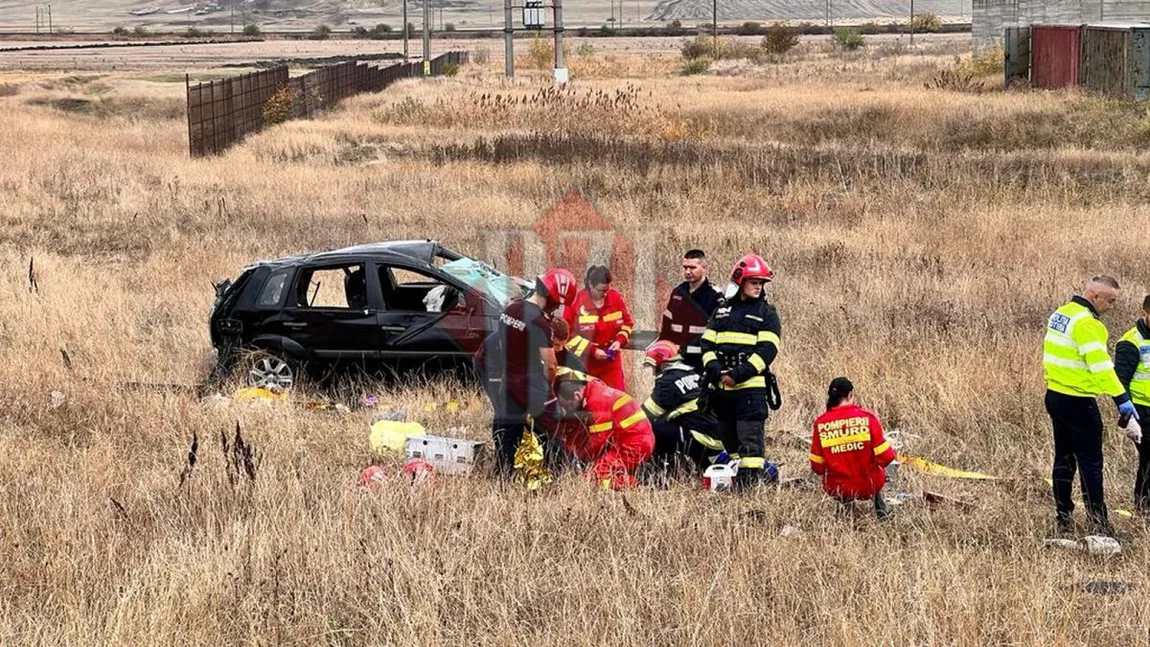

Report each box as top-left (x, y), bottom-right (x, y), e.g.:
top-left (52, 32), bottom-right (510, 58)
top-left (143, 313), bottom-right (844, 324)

top-left (641, 340), bottom-right (724, 472)
top-left (475, 268), bottom-right (578, 479)
top-left (552, 368), bottom-right (655, 490)
top-left (700, 253), bottom-right (782, 491)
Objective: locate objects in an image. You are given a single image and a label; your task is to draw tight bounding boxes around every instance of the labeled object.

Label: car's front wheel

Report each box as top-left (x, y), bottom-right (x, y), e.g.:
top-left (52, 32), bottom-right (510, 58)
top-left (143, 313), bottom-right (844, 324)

top-left (244, 350), bottom-right (298, 391)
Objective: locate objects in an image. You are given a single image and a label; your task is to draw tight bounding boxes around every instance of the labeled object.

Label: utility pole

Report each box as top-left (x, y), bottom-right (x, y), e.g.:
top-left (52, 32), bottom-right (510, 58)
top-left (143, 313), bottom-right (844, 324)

top-left (48, 4), bottom-right (52, 34)
top-left (422, 0), bottom-right (430, 75)
top-left (35, 7), bottom-right (40, 33)
top-left (553, 0), bottom-right (567, 83)
top-left (909, 0), bottom-right (914, 46)
top-left (712, 0), bottom-right (717, 56)
top-left (403, 0), bottom-right (409, 61)
top-left (503, 0), bottom-right (513, 77)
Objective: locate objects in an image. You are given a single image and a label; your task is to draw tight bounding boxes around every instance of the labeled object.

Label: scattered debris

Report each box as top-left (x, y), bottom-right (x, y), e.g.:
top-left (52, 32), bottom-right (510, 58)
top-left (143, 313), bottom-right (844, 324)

top-left (358, 465), bottom-right (388, 490)
top-left (401, 458), bottom-right (436, 485)
top-left (361, 394), bottom-right (379, 409)
top-left (886, 492), bottom-right (915, 507)
top-left (405, 434), bottom-right (485, 475)
top-left (780, 524), bottom-right (802, 537)
top-left (513, 430), bottom-right (551, 491)
top-left (923, 491), bottom-right (977, 511)
top-left (1082, 581), bottom-right (1135, 596)
top-left (49, 390), bottom-right (66, 410)
top-left (374, 408), bottom-right (408, 422)
top-left (369, 419), bottom-right (425, 454)
top-left (233, 386), bottom-right (286, 404)
top-left (1044, 535), bottom-right (1122, 556)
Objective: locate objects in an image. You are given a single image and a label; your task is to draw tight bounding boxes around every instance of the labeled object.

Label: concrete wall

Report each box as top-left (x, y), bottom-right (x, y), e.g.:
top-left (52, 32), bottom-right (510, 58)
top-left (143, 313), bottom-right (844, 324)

top-left (973, 0), bottom-right (1150, 49)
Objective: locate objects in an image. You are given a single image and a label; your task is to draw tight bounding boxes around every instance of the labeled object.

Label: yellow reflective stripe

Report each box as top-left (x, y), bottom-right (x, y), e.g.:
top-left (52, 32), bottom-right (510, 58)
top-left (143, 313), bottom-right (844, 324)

top-left (578, 315), bottom-right (599, 324)
top-left (873, 440), bottom-right (891, 455)
top-left (758, 331), bottom-right (780, 347)
top-left (740, 457), bottom-right (765, 469)
top-left (620, 411), bottom-right (646, 429)
top-left (701, 329), bottom-right (718, 342)
top-left (748, 354), bottom-right (767, 372)
top-left (702, 352), bottom-right (718, 366)
top-left (611, 394), bottom-right (632, 411)
top-left (554, 367), bottom-right (592, 382)
top-left (820, 432), bottom-right (872, 449)
top-left (666, 399), bottom-right (699, 420)
top-left (809, 453), bottom-right (825, 464)
top-left (721, 376), bottom-right (766, 390)
top-left (690, 430), bottom-right (725, 450)
top-left (589, 421), bottom-right (613, 433)
top-left (716, 331), bottom-right (757, 345)
top-left (620, 325), bottom-right (633, 334)
top-left (642, 398), bottom-right (665, 416)
top-left (602, 311), bottom-right (623, 322)
top-left (565, 336), bottom-right (590, 356)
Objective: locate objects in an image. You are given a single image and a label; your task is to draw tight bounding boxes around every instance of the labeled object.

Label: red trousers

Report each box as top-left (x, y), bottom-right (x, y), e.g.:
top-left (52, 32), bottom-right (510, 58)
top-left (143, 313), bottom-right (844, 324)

top-left (555, 421), bottom-right (654, 490)
top-left (586, 355), bottom-right (626, 391)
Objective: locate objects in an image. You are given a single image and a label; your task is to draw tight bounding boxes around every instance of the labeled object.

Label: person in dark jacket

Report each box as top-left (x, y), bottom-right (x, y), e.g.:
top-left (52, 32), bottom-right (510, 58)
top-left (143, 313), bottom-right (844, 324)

top-left (1114, 293), bottom-right (1150, 512)
top-left (700, 253), bottom-right (781, 491)
top-left (640, 340), bottom-right (724, 472)
top-left (658, 249), bottom-right (723, 373)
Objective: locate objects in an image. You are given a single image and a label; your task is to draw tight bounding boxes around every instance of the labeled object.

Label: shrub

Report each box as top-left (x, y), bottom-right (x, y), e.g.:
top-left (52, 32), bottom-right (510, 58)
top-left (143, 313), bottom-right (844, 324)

top-left (242, 23), bottom-right (261, 36)
top-left (442, 62), bottom-right (459, 77)
top-left (926, 69), bottom-right (984, 93)
top-left (576, 41), bottom-right (594, 57)
top-left (310, 24), bottom-right (332, 40)
top-left (351, 25), bottom-right (368, 38)
top-left (368, 23), bottom-right (392, 39)
top-left (262, 86), bottom-right (297, 125)
top-left (958, 44), bottom-right (1005, 76)
top-left (833, 28), bottom-right (865, 51)
top-left (680, 57), bottom-right (711, 75)
top-left (859, 21), bottom-right (881, 35)
top-left (737, 22), bottom-right (763, 36)
top-left (761, 22), bottom-right (799, 54)
top-left (664, 19), bottom-right (685, 36)
top-left (184, 27), bottom-right (208, 38)
top-left (112, 26), bottom-right (129, 36)
top-left (528, 36), bottom-right (552, 70)
top-left (910, 12), bottom-right (942, 33)
top-left (681, 34), bottom-right (717, 59)
top-left (445, 22), bottom-right (455, 31)
top-left (133, 25), bottom-right (149, 37)
top-left (473, 47), bottom-right (491, 64)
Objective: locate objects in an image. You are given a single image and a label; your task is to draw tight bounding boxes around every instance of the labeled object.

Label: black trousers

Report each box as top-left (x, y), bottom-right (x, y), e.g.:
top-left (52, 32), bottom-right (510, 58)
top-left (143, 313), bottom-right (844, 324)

top-left (835, 490), bottom-right (890, 519)
top-left (651, 420), bottom-right (715, 471)
top-left (482, 375), bottom-right (553, 478)
top-left (1135, 404), bottom-right (1150, 511)
top-left (1046, 390), bottom-right (1108, 528)
top-left (712, 389), bottom-right (768, 487)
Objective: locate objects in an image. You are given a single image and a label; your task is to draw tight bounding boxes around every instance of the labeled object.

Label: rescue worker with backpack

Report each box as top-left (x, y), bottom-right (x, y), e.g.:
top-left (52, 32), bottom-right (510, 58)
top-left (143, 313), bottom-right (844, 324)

top-left (699, 253), bottom-right (782, 491)
top-left (1114, 293), bottom-right (1150, 513)
top-left (475, 268), bottom-right (577, 479)
top-left (809, 377), bottom-right (897, 519)
top-left (641, 340), bottom-right (724, 473)
top-left (552, 367), bottom-right (655, 490)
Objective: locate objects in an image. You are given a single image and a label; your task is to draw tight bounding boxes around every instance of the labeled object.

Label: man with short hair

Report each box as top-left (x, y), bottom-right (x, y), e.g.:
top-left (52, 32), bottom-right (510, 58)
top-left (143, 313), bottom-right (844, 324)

top-left (1114, 293), bottom-right (1150, 512)
top-left (658, 249), bottom-right (723, 373)
top-left (1043, 275), bottom-right (1138, 534)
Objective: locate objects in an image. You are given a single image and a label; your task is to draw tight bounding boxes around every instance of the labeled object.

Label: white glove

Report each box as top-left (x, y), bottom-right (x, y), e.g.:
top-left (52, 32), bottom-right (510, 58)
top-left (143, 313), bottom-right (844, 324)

top-left (1124, 417), bottom-right (1143, 444)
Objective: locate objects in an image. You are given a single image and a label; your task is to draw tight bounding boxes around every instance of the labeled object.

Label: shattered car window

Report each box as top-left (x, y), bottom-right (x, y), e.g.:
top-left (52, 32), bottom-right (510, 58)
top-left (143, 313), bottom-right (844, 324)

top-left (257, 269), bottom-right (290, 308)
top-left (439, 258), bottom-right (522, 309)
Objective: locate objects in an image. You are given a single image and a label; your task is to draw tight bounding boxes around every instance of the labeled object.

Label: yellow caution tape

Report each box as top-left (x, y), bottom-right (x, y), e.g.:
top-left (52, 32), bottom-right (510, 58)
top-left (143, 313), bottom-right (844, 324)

top-left (369, 420), bottom-right (426, 453)
top-left (900, 455), bottom-right (999, 480)
top-left (1043, 478), bottom-right (1134, 518)
top-left (513, 429), bottom-right (552, 491)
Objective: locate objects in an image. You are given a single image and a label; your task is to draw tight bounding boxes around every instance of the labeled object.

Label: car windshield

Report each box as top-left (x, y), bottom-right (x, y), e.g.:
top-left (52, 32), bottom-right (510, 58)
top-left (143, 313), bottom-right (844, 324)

top-left (438, 257), bottom-right (523, 309)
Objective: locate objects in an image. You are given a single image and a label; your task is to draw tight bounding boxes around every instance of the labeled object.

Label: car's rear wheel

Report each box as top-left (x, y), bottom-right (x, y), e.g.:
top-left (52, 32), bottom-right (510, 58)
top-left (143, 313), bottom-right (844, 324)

top-left (245, 350), bottom-right (298, 391)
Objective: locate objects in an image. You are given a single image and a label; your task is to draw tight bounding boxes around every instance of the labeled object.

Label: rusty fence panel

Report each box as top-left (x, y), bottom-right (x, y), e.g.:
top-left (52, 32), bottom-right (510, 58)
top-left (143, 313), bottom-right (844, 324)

top-left (187, 52), bottom-right (467, 156)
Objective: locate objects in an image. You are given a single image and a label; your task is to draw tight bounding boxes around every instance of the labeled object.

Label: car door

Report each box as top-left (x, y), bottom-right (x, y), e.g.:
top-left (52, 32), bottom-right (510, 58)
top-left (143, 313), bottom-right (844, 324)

top-left (278, 260), bottom-right (382, 361)
top-left (375, 263), bottom-right (487, 359)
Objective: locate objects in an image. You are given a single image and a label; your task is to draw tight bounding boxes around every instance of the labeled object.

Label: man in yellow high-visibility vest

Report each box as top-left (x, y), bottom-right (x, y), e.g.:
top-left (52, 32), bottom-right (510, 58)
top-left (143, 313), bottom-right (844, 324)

top-left (1114, 293), bottom-right (1150, 513)
top-left (1044, 275), bottom-right (1139, 535)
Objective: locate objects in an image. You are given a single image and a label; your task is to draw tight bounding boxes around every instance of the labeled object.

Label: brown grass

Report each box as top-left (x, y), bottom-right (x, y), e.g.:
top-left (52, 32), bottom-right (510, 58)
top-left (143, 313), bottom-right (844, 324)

top-left (3, 43), bottom-right (1150, 645)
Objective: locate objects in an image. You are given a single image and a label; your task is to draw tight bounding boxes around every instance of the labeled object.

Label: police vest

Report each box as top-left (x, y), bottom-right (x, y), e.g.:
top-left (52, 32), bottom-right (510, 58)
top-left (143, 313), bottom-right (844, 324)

top-left (1043, 300), bottom-right (1125, 399)
top-left (1119, 326), bottom-right (1150, 406)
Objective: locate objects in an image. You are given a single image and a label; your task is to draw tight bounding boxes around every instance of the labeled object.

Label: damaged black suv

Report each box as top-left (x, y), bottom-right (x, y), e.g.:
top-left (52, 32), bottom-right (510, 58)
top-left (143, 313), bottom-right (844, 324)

top-left (210, 240), bottom-right (529, 389)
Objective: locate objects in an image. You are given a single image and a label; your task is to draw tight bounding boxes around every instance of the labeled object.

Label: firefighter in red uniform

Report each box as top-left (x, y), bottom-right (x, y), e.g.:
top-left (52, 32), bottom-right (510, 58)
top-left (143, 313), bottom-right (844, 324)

top-left (809, 377), bottom-right (898, 519)
top-left (475, 268), bottom-right (577, 479)
top-left (553, 367), bottom-right (655, 490)
top-left (700, 253), bottom-right (781, 491)
top-left (658, 249), bottom-right (723, 374)
top-left (562, 265), bottom-right (634, 391)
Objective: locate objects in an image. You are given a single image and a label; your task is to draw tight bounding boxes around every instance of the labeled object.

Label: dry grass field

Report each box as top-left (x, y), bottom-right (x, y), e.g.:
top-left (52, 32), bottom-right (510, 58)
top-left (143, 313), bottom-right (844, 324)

top-left (3, 39), bottom-right (1150, 644)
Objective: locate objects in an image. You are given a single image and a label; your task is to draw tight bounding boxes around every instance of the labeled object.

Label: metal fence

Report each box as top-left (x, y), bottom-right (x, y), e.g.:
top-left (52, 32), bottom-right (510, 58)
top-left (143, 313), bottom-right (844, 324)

top-left (187, 51), bottom-right (469, 157)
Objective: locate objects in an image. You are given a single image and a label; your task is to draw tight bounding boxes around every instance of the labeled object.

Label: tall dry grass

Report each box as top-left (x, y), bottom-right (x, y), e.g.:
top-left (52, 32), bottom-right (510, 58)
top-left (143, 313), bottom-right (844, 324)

top-left (2, 46), bottom-right (1150, 644)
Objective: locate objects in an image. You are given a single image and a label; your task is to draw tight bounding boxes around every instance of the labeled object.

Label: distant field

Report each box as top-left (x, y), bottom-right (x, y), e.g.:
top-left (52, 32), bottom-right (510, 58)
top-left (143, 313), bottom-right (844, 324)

top-left (0, 0), bottom-right (971, 33)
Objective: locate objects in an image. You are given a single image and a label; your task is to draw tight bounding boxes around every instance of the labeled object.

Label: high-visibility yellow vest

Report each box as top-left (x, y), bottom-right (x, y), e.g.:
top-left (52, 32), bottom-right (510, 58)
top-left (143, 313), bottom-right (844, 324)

top-left (1043, 299), bottom-right (1124, 399)
top-left (1119, 326), bottom-right (1150, 406)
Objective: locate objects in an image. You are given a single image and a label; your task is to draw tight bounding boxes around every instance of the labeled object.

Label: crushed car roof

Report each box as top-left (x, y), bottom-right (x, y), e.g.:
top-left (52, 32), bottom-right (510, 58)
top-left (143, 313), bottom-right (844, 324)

top-left (256, 240), bottom-right (448, 268)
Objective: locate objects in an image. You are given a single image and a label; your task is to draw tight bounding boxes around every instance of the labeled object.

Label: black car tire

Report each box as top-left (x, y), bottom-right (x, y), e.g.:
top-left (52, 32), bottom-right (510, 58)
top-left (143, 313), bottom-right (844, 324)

top-left (241, 349), bottom-right (301, 392)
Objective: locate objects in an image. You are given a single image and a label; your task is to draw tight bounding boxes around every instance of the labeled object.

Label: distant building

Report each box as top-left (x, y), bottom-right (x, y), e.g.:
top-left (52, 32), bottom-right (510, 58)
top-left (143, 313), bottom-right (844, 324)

top-left (973, 0), bottom-right (1150, 48)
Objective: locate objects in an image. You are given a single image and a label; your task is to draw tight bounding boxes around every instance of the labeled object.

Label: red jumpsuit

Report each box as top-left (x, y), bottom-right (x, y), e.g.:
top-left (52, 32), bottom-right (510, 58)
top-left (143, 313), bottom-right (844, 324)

top-left (562, 288), bottom-right (634, 390)
top-left (557, 379), bottom-right (655, 490)
top-left (809, 403), bottom-right (897, 500)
